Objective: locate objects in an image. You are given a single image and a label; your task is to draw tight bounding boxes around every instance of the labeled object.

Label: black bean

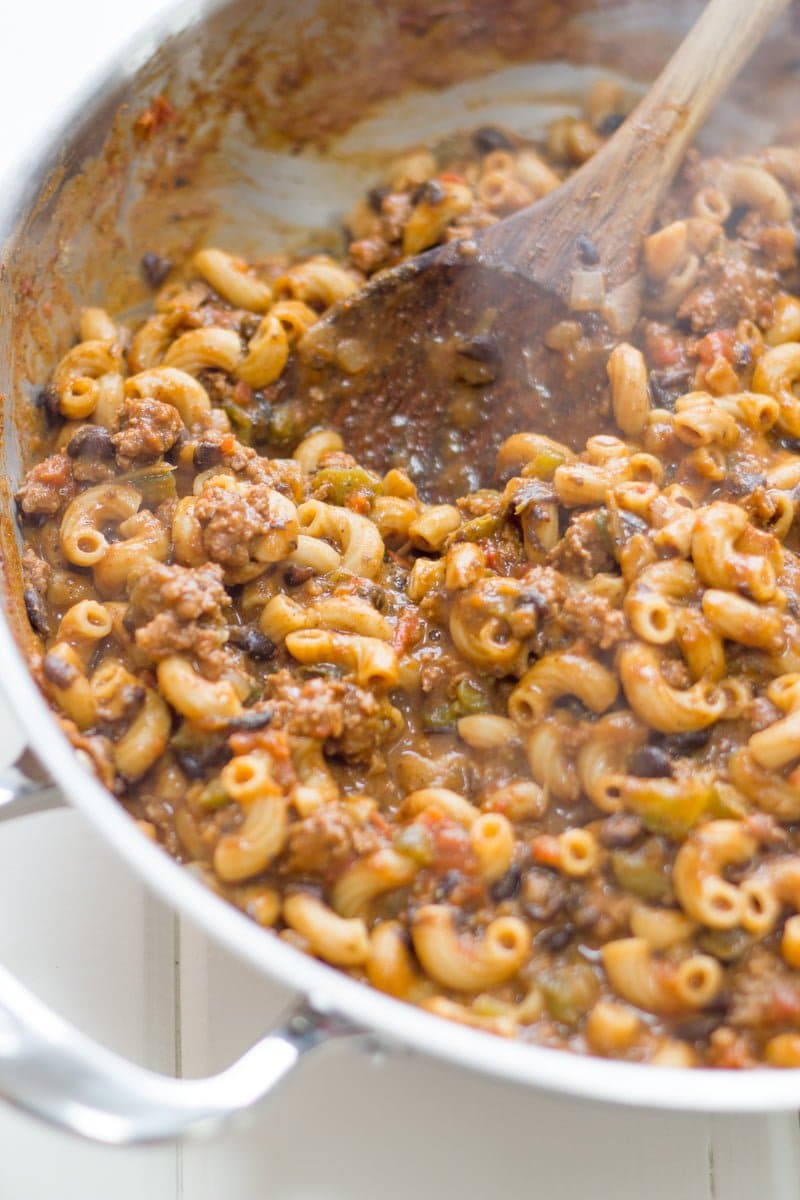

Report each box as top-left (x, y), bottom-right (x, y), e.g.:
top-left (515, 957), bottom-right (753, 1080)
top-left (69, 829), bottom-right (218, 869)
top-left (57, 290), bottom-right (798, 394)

top-left (411, 179), bottom-right (444, 207)
top-left (174, 752), bottom-right (206, 780)
top-left (140, 252), bottom-right (173, 289)
top-left (518, 587), bottom-right (551, 619)
top-left (618, 510), bottom-right (649, 540)
top-left (648, 368), bottom-right (692, 410)
top-left (283, 564), bottom-right (315, 587)
top-left (572, 902), bottom-right (601, 931)
top-left (240, 313), bottom-right (262, 341)
top-left (120, 684), bottom-right (146, 709)
top-left (227, 626), bottom-right (276, 660)
top-left (597, 112), bottom-right (625, 136)
top-left (66, 425), bottom-right (115, 460)
top-left (725, 205), bottom-right (749, 235)
top-left (576, 234), bottom-right (600, 265)
top-left (536, 923), bottom-right (575, 952)
top-left (490, 864), bottom-right (522, 902)
top-left (23, 588), bottom-right (51, 636)
top-left (671, 1014), bottom-right (724, 1043)
top-left (226, 708), bottom-right (273, 731)
top-left (598, 812), bottom-right (644, 848)
top-left (522, 868), bottom-right (566, 922)
top-left (367, 185), bottom-right (390, 213)
top-left (456, 334), bottom-right (499, 364)
top-left (173, 741), bottom-right (231, 777)
top-left (661, 728), bottom-right (712, 755)
top-left (42, 652), bottom-right (78, 688)
top-left (35, 385), bottom-right (61, 417)
top-left (193, 441), bottom-right (224, 471)
top-left (733, 341), bottom-right (753, 369)
top-left (15, 507), bottom-right (47, 528)
top-left (433, 869), bottom-right (463, 901)
top-left (629, 744), bottom-right (673, 778)
top-left (471, 126), bottom-right (513, 154)
top-left (34, 385), bottom-right (63, 430)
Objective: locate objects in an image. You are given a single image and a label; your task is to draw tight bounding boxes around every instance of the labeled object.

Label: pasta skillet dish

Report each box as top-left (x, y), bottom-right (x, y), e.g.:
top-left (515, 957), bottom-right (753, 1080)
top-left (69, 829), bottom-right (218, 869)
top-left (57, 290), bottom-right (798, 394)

top-left (17, 80), bottom-right (800, 1068)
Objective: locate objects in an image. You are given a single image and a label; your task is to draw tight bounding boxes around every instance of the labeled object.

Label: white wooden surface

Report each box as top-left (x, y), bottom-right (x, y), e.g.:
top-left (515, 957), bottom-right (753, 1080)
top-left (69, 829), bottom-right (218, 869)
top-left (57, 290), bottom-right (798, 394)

top-left (1, 2), bottom-right (800, 1195)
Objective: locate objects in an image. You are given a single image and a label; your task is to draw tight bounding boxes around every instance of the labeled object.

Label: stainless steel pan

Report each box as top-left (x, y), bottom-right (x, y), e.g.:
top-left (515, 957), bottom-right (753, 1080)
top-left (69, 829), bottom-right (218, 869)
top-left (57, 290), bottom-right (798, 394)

top-left (3, 0), bottom-right (800, 1140)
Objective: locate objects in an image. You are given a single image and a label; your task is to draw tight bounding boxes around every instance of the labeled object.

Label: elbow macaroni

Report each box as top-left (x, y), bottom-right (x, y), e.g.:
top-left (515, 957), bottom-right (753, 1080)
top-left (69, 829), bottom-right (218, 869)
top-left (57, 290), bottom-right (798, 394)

top-left (22, 119), bottom-right (800, 1071)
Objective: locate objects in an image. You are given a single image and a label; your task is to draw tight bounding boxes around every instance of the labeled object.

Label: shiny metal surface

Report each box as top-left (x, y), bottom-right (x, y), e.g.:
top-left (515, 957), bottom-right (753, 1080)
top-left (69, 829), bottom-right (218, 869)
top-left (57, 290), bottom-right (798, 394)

top-left (0, 763), bottom-right (63, 823)
top-left (3, 0), bottom-right (800, 1134)
top-left (0, 762), bottom-right (364, 1144)
top-left (0, 960), bottom-right (361, 1144)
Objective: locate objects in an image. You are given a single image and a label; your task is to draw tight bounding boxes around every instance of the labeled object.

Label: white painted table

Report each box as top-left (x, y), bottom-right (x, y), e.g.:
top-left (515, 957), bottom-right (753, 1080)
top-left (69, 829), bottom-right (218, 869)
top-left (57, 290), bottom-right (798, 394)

top-left (1, 3), bottom-right (799, 1195)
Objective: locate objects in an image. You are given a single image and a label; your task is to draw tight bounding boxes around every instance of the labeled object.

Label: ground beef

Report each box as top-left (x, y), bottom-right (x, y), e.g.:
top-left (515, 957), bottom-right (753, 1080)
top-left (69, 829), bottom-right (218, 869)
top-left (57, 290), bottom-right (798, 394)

top-left (244, 455), bottom-right (305, 500)
top-left (729, 949), bottom-right (800, 1029)
top-left (283, 803), bottom-right (384, 881)
top-left (517, 564), bottom-right (568, 616)
top-left (21, 546), bottom-right (51, 597)
top-left (778, 549), bottom-right (800, 620)
top-left (135, 614), bottom-right (229, 666)
top-left (264, 669), bottom-right (389, 762)
top-left (561, 589), bottom-right (628, 649)
top-left (112, 396), bottom-right (183, 469)
top-left (128, 560), bottom-right (230, 666)
top-left (193, 480), bottom-right (296, 572)
top-left (548, 511), bottom-right (615, 578)
top-left (707, 1026), bottom-right (758, 1070)
top-left (190, 431), bottom-right (306, 500)
top-left (349, 236), bottom-right (391, 274)
top-left (16, 453), bottom-right (76, 517)
top-left (129, 560), bottom-right (228, 622)
top-left (677, 251), bottom-right (776, 333)
top-left (192, 430), bottom-right (256, 474)
top-left (66, 425), bottom-right (117, 483)
top-left (196, 369), bottom-right (251, 406)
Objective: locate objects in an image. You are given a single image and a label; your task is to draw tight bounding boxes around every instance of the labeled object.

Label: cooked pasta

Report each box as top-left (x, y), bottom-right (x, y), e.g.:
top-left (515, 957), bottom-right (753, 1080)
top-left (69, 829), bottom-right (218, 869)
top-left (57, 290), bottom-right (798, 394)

top-left (18, 97), bottom-right (800, 1071)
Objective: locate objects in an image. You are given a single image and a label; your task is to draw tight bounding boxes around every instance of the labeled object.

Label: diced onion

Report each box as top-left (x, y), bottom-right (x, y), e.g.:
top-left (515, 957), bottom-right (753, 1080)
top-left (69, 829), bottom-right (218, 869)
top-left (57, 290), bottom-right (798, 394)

top-left (569, 268), bottom-right (606, 311)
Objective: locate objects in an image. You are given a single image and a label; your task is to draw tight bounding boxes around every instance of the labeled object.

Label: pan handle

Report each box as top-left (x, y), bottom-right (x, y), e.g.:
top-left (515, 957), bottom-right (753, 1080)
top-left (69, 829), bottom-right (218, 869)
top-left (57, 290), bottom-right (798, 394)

top-left (0, 970), bottom-right (362, 1143)
top-left (0, 761), bottom-right (366, 1143)
top-left (0, 757), bottom-right (64, 821)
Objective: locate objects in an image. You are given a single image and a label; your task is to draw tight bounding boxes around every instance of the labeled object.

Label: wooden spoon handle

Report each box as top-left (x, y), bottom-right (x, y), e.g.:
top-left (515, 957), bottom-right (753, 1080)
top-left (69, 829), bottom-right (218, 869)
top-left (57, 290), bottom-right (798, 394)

top-left (579, 0), bottom-right (793, 236)
top-left (479, 0), bottom-right (792, 313)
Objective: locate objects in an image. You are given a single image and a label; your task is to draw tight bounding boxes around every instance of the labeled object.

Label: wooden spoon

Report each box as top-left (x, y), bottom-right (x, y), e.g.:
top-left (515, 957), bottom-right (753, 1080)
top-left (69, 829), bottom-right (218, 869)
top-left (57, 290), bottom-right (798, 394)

top-left (273, 0), bottom-right (791, 500)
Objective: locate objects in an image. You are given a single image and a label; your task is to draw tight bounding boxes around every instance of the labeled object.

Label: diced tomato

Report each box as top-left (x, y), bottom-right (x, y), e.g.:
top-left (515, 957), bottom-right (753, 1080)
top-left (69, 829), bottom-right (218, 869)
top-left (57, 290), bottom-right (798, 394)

top-left (39, 455), bottom-right (73, 489)
top-left (346, 492), bottom-right (372, 515)
top-left (229, 727), bottom-right (290, 762)
top-left (232, 380), bottom-right (253, 407)
top-left (426, 817), bottom-right (478, 875)
top-left (695, 328), bottom-right (736, 365)
top-left (438, 171), bottom-right (465, 185)
top-left (768, 983), bottom-right (800, 1025)
top-left (391, 606), bottom-right (423, 654)
top-left (645, 327), bottom-right (685, 368)
top-left (134, 94), bottom-right (176, 138)
top-left (712, 1038), bottom-right (753, 1070)
top-left (484, 544), bottom-right (505, 572)
top-left (531, 834), bottom-right (562, 869)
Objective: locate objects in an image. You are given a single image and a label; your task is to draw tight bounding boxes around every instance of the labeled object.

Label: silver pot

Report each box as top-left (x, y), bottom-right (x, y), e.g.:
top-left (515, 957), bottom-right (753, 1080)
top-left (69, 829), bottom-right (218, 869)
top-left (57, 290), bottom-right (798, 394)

top-left (2, 0), bottom-right (800, 1141)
